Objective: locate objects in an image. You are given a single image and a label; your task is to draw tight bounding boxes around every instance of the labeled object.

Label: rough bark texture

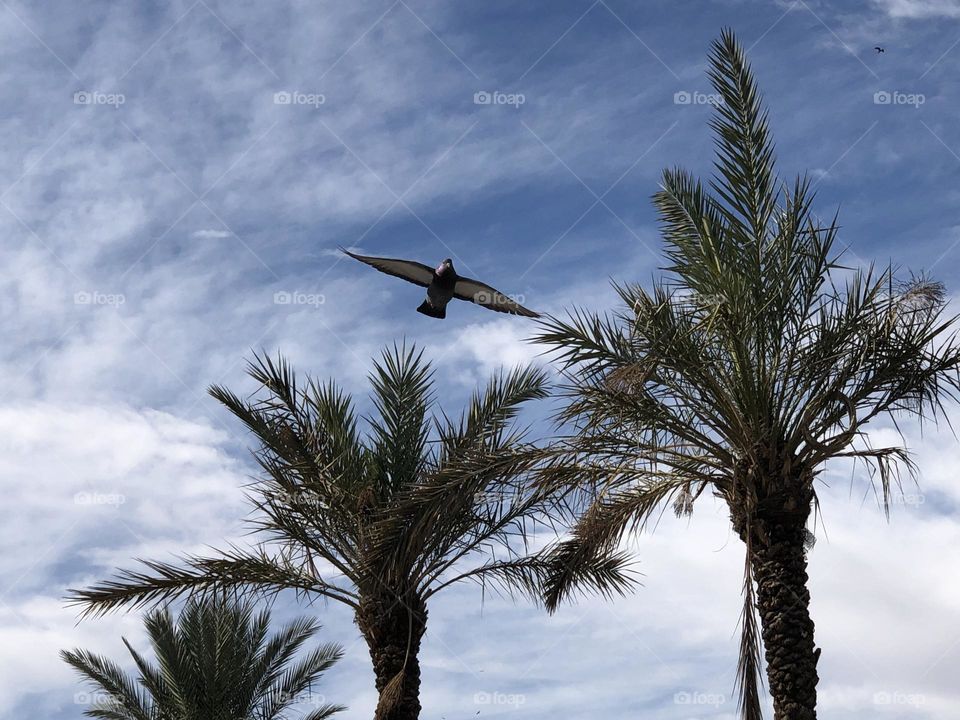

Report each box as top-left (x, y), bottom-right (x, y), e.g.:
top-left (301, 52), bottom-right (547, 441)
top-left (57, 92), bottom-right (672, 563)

top-left (728, 462), bottom-right (820, 720)
top-left (728, 451), bottom-right (820, 720)
top-left (752, 516), bottom-right (819, 720)
top-left (357, 592), bottom-right (427, 720)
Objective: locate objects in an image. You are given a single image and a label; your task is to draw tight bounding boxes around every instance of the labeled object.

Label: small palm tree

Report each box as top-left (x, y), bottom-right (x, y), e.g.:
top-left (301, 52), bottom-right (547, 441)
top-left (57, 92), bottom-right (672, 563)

top-left (61, 596), bottom-right (344, 720)
top-left (534, 30), bottom-right (960, 720)
top-left (69, 345), bottom-right (628, 720)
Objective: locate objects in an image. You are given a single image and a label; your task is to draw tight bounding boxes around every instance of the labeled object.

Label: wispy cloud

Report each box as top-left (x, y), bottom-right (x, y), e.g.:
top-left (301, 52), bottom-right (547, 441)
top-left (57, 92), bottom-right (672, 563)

top-left (190, 229), bottom-right (232, 239)
top-left (873, 0), bottom-right (960, 18)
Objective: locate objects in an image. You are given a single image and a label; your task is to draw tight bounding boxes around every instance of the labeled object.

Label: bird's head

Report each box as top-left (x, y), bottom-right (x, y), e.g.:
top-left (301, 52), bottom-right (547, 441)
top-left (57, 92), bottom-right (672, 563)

top-left (436, 258), bottom-right (454, 275)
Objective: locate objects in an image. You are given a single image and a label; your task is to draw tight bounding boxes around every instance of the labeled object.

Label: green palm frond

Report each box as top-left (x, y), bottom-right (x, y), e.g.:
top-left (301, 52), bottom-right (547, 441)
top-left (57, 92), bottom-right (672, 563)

top-left (368, 365), bottom-right (553, 580)
top-left (257, 641), bottom-right (345, 720)
top-left (540, 476), bottom-right (681, 612)
top-left (367, 343), bottom-right (433, 499)
top-left (734, 554), bottom-right (764, 720)
top-left (62, 597), bottom-right (344, 720)
top-left (59, 648), bottom-right (155, 720)
top-left (707, 28), bottom-right (776, 243)
top-left (70, 547), bottom-right (360, 617)
top-left (250, 614), bottom-right (321, 697)
top-left (437, 364), bottom-right (551, 459)
top-left (300, 704), bottom-right (349, 720)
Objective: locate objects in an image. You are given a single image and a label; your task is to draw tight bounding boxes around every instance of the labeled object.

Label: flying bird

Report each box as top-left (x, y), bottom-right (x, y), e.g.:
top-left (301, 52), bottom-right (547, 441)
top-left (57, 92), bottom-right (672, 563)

top-left (342, 249), bottom-right (539, 319)
top-left (874, 46), bottom-right (885, 53)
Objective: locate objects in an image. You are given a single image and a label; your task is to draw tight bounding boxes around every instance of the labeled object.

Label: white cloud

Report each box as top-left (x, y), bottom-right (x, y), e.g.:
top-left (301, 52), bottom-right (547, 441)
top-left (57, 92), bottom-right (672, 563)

top-left (0, 596), bottom-right (147, 714)
top-left (440, 317), bottom-right (541, 382)
top-left (873, 0), bottom-right (960, 18)
top-left (0, 401), bottom-right (254, 718)
top-left (0, 402), bottom-right (248, 582)
top-left (190, 229), bottom-right (232, 239)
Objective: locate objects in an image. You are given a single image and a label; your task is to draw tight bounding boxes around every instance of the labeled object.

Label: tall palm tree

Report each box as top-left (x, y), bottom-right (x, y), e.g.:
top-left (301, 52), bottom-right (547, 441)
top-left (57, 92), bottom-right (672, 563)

top-left (61, 596), bottom-right (344, 720)
top-left (533, 30), bottom-right (960, 720)
top-left (69, 345), bottom-right (630, 720)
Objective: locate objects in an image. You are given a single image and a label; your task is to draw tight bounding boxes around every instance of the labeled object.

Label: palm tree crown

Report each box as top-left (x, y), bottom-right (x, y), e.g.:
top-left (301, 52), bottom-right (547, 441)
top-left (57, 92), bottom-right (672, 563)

top-left (69, 344), bottom-right (629, 719)
top-left (61, 596), bottom-right (344, 720)
top-left (535, 29), bottom-right (960, 720)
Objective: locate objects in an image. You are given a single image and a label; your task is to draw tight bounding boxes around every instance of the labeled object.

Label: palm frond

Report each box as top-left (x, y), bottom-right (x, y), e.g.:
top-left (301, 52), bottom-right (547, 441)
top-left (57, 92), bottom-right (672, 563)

top-left (63, 597), bottom-right (344, 720)
top-left (301, 704), bottom-right (349, 720)
top-left (59, 648), bottom-right (155, 720)
top-left (707, 27), bottom-right (777, 243)
top-left (257, 642), bottom-right (345, 719)
top-left (67, 547), bottom-right (359, 618)
top-left (367, 343), bottom-right (433, 500)
top-left (540, 476), bottom-right (683, 612)
top-left (734, 542), bottom-right (765, 720)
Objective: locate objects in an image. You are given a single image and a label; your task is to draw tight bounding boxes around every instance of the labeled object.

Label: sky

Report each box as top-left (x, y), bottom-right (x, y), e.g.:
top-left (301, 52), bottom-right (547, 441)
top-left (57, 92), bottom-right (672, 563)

top-left (1, 0), bottom-right (960, 718)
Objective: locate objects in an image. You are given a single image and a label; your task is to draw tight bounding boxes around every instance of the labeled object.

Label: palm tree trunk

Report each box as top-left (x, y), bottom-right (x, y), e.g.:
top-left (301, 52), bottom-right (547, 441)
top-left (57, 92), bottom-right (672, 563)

top-left (357, 593), bottom-right (427, 720)
top-left (751, 515), bottom-right (819, 720)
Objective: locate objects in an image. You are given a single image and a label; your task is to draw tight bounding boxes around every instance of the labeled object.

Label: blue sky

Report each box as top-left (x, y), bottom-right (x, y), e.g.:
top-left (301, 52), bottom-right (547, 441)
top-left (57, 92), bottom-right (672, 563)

top-left (2, 0), bottom-right (960, 718)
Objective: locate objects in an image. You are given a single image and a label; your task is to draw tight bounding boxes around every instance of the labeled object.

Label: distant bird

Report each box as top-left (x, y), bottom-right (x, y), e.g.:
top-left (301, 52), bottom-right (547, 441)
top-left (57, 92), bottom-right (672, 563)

top-left (342, 249), bottom-right (540, 319)
top-left (874, 46), bottom-right (885, 53)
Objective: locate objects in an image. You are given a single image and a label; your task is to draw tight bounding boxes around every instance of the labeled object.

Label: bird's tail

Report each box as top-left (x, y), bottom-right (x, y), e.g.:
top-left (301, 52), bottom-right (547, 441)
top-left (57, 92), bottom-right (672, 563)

top-left (417, 300), bottom-right (445, 319)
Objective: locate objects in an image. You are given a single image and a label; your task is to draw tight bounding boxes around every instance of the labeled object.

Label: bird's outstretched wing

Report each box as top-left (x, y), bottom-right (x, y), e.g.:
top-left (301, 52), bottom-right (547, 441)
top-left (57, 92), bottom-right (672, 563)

top-left (342, 249), bottom-right (434, 288)
top-left (453, 277), bottom-right (540, 317)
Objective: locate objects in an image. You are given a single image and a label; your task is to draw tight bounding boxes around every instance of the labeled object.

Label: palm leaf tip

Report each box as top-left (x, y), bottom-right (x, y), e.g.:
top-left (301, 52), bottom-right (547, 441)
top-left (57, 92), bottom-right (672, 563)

top-left (896, 273), bottom-right (946, 311)
top-left (541, 540), bottom-right (637, 614)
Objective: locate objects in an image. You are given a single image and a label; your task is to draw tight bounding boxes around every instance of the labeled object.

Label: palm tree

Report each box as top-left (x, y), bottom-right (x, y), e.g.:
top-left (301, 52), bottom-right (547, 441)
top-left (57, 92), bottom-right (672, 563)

top-left (69, 345), bottom-right (630, 720)
top-left (61, 595), bottom-right (344, 720)
top-left (533, 30), bottom-right (960, 720)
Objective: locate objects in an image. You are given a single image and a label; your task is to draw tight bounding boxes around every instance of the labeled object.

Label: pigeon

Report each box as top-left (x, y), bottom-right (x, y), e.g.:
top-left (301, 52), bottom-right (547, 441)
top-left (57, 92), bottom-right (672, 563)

top-left (342, 249), bottom-right (540, 319)
top-left (874, 46), bottom-right (885, 53)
